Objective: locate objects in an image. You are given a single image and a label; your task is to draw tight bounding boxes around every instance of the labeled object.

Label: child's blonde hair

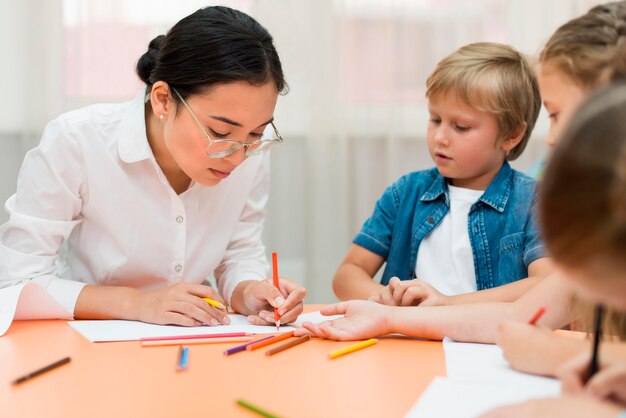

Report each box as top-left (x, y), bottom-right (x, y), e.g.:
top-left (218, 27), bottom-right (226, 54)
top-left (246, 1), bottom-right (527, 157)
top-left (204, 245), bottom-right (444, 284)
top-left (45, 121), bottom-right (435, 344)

top-left (539, 1), bottom-right (626, 90)
top-left (425, 42), bottom-right (541, 161)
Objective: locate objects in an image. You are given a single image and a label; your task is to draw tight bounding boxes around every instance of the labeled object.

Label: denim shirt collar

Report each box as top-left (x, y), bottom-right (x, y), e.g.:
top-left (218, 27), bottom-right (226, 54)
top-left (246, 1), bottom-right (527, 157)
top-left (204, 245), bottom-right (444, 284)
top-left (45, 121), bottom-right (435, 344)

top-left (419, 162), bottom-right (513, 213)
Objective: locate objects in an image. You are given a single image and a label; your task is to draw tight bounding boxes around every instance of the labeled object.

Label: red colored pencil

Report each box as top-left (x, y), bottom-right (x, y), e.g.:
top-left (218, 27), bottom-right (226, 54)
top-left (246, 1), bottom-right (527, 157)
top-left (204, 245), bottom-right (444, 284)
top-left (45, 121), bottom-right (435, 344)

top-left (528, 306), bottom-right (547, 325)
top-left (272, 252), bottom-right (281, 331)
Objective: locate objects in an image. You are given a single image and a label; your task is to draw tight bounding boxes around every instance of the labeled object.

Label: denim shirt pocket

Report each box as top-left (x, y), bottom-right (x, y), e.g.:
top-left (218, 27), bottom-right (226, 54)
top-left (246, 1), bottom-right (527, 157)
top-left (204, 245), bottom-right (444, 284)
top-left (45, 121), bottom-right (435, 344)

top-left (497, 232), bottom-right (526, 285)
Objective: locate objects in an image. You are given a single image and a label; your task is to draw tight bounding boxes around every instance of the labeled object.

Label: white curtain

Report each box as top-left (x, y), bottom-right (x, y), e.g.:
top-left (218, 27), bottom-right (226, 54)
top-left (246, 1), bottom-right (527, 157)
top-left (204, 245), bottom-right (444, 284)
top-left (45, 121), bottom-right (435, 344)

top-left (0, 0), bottom-right (605, 303)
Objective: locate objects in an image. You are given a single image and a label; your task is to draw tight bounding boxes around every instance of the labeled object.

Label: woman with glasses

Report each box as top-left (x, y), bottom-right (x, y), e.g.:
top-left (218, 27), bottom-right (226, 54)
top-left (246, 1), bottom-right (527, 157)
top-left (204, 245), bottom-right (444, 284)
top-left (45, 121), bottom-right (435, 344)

top-left (0, 6), bottom-right (307, 327)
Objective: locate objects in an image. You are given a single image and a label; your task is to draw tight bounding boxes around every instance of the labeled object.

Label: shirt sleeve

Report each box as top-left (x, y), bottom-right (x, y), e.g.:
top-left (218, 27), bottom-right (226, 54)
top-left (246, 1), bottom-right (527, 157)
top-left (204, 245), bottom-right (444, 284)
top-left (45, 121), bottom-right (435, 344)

top-left (522, 191), bottom-right (546, 267)
top-left (213, 153), bottom-right (270, 306)
top-left (0, 118), bottom-right (87, 316)
top-left (353, 176), bottom-right (405, 259)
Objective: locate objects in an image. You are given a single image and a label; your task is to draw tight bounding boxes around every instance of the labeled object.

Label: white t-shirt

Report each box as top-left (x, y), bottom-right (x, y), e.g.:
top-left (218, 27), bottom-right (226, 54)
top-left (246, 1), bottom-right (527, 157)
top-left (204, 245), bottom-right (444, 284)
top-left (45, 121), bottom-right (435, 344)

top-left (0, 92), bottom-right (269, 314)
top-left (415, 184), bottom-right (484, 296)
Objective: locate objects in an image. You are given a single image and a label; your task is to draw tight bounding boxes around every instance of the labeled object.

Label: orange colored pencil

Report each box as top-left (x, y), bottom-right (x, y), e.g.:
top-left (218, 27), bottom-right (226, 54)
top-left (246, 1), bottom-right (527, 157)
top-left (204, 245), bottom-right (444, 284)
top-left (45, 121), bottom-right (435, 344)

top-left (272, 252), bottom-right (281, 331)
top-left (266, 335), bottom-right (311, 356)
top-left (246, 331), bottom-right (295, 351)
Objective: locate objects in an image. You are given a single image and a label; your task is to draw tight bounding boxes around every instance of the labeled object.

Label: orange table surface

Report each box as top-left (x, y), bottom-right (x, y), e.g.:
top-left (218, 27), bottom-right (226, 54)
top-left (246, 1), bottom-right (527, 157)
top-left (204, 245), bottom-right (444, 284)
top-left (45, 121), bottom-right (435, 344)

top-left (1, 305), bottom-right (445, 418)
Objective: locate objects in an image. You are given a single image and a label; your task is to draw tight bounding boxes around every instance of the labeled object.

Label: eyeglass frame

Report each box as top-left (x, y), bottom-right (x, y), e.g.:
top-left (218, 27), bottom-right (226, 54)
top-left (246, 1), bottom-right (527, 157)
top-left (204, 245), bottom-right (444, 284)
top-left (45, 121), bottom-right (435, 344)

top-left (171, 87), bottom-right (283, 158)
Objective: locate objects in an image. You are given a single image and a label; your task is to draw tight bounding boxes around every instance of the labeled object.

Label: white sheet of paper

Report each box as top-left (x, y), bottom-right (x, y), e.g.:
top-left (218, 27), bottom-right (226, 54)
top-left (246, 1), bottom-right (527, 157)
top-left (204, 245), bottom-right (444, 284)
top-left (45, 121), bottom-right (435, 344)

top-left (68, 311), bottom-right (342, 342)
top-left (443, 337), bottom-right (559, 387)
top-left (0, 282), bottom-right (73, 336)
top-left (404, 376), bottom-right (560, 418)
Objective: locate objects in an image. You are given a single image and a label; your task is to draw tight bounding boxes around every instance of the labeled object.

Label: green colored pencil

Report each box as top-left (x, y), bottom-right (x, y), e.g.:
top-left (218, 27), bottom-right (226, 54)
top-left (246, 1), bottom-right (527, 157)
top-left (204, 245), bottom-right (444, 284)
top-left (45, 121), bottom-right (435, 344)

top-left (236, 399), bottom-right (282, 418)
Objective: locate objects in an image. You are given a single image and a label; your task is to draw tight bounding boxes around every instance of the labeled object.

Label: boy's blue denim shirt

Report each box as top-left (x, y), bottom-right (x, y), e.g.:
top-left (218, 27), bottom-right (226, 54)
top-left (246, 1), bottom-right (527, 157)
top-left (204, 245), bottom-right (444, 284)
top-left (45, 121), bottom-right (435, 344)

top-left (353, 162), bottom-right (545, 290)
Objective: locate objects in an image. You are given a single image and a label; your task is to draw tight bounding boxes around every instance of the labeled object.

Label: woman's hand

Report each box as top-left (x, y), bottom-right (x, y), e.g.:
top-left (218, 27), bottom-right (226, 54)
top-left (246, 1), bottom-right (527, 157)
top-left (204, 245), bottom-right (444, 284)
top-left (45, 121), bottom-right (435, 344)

top-left (295, 300), bottom-right (393, 341)
top-left (230, 278), bottom-right (306, 326)
top-left (368, 277), bottom-right (450, 307)
top-left (134, 282), bottom-right (229, 326)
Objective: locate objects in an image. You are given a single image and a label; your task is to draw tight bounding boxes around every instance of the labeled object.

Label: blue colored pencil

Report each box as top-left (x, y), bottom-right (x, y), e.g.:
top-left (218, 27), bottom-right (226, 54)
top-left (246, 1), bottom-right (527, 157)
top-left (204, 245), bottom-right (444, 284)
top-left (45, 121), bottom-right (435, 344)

top-left (177, 346), bottom-right (189, 371)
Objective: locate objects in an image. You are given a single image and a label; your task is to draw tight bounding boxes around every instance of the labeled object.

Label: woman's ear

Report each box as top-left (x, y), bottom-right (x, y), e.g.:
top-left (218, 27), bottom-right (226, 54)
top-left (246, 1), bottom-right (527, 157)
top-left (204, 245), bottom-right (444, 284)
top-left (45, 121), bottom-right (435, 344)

top-left (501, 122), bottom-right (527, 152)
top-left (148, 81), bottom-right (172, 120)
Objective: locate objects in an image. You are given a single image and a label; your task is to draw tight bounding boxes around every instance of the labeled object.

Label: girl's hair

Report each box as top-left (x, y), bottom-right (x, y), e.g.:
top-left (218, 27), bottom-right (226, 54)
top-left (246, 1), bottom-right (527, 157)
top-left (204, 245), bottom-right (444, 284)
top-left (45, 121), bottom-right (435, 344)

top-left (136, 6), bottom-right (287, 101)
top-left (540, 82), bottom-right (626, 275)
top-left (425, 42), bottom-right (541, 161)
top-left (539, 1), bottom-right (626, 89)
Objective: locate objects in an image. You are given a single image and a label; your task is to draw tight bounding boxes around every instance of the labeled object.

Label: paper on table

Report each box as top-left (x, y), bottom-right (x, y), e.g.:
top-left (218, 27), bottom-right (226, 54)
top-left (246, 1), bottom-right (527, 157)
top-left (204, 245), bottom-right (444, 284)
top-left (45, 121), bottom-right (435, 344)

top-left (68, 311), bottom-right (342, 342)
top-left (404, 338), bottom-right (561, 417)
top-left (404, 376), bottom-right (560, 418)
top-left (0, 282), bottom-right (73, 336)
top-left (443, 337), bottom-right (559, 387)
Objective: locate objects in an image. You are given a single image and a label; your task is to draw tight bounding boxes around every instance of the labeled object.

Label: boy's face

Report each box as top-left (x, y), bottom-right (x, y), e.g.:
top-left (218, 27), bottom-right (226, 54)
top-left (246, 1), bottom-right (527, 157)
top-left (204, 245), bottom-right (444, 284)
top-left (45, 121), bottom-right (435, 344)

top-left (427, 91), bottom-right (511, 190)
top-left (538, 63), bottom-right (587, 148)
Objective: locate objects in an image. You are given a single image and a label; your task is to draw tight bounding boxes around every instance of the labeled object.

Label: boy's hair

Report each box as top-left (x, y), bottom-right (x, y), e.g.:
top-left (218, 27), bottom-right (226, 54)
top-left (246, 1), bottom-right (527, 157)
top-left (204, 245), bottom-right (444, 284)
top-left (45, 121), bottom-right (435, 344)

top-left (540, 83), bottom-right (626, 271)
top-left (539, 1), bottom-right (626, 90)
top-left (426, 42), bottom-right (540, 161)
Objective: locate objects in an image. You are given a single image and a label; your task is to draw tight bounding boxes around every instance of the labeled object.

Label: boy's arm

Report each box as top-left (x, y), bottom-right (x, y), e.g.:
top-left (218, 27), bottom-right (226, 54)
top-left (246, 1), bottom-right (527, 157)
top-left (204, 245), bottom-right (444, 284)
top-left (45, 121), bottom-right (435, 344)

top-left (445, 257), bottom-right (555, 304)
top-left (332, 245), bottom-right (386, 300)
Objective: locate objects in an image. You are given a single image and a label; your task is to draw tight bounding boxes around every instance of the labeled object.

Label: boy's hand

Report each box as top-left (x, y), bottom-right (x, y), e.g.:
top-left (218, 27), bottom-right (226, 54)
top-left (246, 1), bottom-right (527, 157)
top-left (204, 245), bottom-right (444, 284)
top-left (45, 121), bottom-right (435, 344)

top-left (294, 300), bottom-right (392, 341)
top-left (369, 277), bottom-right (449, 307)
top-left (230, 278), bottom-right (306, 326)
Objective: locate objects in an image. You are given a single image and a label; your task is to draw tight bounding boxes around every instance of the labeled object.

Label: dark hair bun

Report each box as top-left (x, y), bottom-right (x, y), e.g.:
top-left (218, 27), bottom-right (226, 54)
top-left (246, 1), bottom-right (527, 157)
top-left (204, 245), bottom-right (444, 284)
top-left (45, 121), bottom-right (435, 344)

top-left (136, 35), bottom-right (165, 84)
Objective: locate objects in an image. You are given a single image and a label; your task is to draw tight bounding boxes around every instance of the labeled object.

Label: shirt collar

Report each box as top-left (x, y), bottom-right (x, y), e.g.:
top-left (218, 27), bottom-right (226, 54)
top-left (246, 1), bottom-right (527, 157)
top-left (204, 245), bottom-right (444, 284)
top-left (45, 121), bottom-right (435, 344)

top-left (420, 162), bottom-right (514, 213)
top-left (117, 90), bottom-right (154, 164)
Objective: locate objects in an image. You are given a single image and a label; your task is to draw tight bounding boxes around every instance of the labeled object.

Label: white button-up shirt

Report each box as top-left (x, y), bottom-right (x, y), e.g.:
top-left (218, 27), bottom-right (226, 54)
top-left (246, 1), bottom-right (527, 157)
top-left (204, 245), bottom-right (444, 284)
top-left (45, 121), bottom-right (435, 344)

top-left (0, 92), bottom-right (269, 315)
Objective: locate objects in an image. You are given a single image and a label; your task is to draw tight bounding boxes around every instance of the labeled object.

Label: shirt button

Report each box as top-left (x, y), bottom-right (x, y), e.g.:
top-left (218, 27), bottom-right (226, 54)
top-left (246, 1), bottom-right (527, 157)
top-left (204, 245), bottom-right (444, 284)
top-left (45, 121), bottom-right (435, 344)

top-left (175, 264), bottom-right (183, 272)
top-left (428, 216), bottom-right (435, 223)
top-left (176, 216), bottom-right (184, 223)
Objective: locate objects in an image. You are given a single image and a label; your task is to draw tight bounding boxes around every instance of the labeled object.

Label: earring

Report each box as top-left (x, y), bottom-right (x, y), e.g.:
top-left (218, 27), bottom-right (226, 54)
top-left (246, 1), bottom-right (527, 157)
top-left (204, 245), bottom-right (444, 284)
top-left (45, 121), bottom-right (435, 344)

top-left (159, 114), bottom-right (164, 120)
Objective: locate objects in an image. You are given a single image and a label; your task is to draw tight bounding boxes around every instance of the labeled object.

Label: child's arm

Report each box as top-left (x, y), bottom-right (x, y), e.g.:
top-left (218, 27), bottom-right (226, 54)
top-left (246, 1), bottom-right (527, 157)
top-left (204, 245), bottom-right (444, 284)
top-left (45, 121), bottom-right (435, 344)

top-left (386, 257), bottom-right (555, 307)
top-left (449, 256), bottom-right (553, 304)
top-left (298, 273), bottom-right (575, 343)
top-left (332, 245), bottom-right (386, 300)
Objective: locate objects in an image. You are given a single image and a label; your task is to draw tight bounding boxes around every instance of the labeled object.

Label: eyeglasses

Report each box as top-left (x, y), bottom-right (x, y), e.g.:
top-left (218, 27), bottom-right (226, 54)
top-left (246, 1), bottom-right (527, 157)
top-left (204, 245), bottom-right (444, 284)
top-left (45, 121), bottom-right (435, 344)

top-left (172, 88), bottom-right (283, 159)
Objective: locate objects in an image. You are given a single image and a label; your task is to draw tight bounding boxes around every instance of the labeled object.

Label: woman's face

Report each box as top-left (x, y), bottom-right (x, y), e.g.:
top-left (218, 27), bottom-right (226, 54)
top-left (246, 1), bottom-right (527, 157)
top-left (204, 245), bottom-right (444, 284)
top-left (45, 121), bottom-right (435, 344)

top-left (164, 80), bottom-right (279, 186)
top-left (538, 63), bottom-right (588, 148)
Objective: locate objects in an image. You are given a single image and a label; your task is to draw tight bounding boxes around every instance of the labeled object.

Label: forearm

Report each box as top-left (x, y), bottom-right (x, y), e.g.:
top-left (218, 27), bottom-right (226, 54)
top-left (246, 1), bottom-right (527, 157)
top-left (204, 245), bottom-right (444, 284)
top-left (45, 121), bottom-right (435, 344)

top-left (332, 264), bottom-right (384, 300)
top-left (74, 285), bottom-right (140, 320)
top-left (447, 276), bottom-right (543, 305)
top-left (387, 302), bottom-right (517, 343)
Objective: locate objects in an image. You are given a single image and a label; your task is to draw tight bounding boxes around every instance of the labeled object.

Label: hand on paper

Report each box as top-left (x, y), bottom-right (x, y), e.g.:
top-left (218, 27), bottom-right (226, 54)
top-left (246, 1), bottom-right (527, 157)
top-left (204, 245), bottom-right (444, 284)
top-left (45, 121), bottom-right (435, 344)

top-left (478, 396), bottom-right (623, 418)
top-left (369, 277), bottom-right (449, 307)
top-left (558, 348), bottom-right (626, 405)
top-left (497, 321), bottom-right (584, 377)
top-left (230, 278), bottom-right (306, 326)
top-left (136, 282), bottom-right (229, 327)
top-left (295, 300), bottom-right (391, 340)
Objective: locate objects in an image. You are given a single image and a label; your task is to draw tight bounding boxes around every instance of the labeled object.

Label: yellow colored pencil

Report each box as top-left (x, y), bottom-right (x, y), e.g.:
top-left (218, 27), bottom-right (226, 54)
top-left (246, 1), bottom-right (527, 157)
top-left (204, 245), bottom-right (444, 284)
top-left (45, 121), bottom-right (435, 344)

top-left (329, 338), bottom-right (378, 359)
top-left (203, 297), bottom-right (227, 310)
top-left (141, 336), bottom-right (252, 347)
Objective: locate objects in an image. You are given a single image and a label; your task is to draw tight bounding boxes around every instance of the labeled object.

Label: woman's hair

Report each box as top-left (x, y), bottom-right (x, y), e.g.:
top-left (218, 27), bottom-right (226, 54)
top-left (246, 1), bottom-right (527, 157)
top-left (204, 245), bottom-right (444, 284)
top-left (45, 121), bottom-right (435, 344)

top-left (540, 82), bottom-right (626, 274)
top-left (425, 42), bottom-right (541, 161)
top-left (539, 1), bottom-right (626, 89)
top-left (136, 6), bottom-right (287, 101)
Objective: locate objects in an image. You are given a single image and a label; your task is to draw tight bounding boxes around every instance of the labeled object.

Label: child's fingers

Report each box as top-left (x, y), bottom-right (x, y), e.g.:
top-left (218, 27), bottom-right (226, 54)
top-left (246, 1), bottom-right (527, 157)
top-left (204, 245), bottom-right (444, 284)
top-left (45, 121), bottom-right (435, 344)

top-left (276, 302), bottom-right (304, 324)
top-left (379, 286), bottom-right (395, 305)
top-left (321, 302), bottom-right (349, 316)
top-left (402, 287), bottom-right (426, 306)
top-left (586, 365), bottom-right (626, 400)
